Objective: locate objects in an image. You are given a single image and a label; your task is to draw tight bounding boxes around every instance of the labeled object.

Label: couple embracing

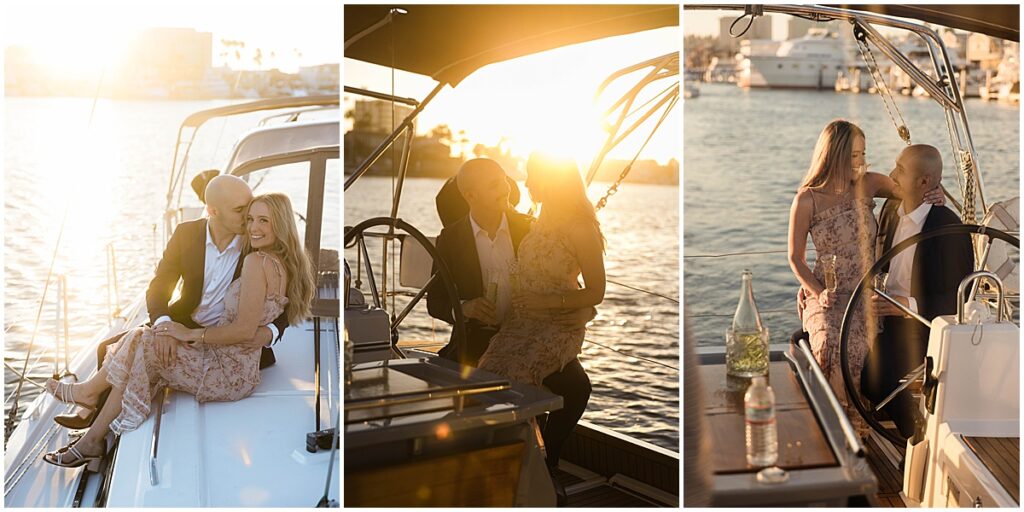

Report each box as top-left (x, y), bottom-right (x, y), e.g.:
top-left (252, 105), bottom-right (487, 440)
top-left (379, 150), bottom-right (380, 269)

top-left (427, 154), bottom-right (606, 489)
top-left (42, 174), bottom-right (316, 470)
top-left (788, 120), bottom-right (973, 439)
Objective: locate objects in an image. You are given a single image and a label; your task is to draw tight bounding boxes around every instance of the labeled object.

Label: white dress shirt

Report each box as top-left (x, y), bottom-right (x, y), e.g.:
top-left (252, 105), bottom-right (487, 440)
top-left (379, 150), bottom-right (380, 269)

top-left (470, 213), bottom-right (516, 324)
top-left (885, 202), bottom-right (931, 313)
top-left (155, 225), bottom-right (279, 341)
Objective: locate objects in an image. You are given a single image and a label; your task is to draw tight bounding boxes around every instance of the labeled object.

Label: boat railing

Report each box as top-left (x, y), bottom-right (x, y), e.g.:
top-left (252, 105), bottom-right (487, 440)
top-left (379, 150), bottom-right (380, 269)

top-left (790, 338), bottom-right (865, 457)
top-left (149, 386), bottom-right (170, 486)
top-left (257, 106), bottom-right (339, 127)
top-left (344, 373), bottom-right (512, 423)
top-left (105, 243), bottom-right (122, 324)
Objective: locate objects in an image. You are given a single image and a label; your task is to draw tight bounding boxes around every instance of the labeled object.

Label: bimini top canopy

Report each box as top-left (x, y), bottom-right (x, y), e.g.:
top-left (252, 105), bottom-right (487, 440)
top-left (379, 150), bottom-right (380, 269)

top-left (225, 119), bottom-right (339, 175)
top-left (840, 4), bottom-right (1018, 41)
top-left (180, 95), bottom-right (339, 129)
top-left (344, 4), bottom-right (679, 87)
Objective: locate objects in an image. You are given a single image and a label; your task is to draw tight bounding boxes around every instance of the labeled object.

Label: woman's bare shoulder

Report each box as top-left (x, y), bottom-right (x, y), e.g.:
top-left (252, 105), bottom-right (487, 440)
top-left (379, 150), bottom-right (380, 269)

top-left (793, 187), bottom-right (814, 207)
top-left (243, 252), bottom-right (284, 282)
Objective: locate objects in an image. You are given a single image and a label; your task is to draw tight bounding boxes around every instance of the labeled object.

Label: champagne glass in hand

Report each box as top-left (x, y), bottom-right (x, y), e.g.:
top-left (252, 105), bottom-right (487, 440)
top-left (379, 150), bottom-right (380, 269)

top-left (873, 272), bottom-right (888, 333)
top-left (817, 254), bottom-right (837, 308)
top-left (822, 254), bottom-right (838, 293)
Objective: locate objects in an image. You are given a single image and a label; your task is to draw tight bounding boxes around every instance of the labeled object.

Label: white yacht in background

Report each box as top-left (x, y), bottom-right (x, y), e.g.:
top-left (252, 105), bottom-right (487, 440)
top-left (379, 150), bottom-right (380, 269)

top-left (740, 28), bottom-right (856, 89)
top-left (980, 52), bottom-right (1020, 104)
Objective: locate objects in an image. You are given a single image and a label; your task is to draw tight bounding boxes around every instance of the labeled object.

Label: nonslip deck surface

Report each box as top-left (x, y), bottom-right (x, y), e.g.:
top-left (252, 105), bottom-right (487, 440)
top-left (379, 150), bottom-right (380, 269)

top-left (864, 431), bottom-right (906, 507)
top-left (700, 361), bottom-right (839, 474)
top-left (963, 436), bottom-right (1020, 503)
top-left (551, 466), bottom-right (663, 507)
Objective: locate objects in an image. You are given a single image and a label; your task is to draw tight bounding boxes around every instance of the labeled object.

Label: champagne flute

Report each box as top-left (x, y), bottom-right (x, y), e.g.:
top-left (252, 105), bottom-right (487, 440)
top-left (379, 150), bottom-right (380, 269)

top-left (873, 272), bottom-right (888, 333)
top-left (873, 272), bottom-right (888, 295)
top-left (821, 254), bottom-right (838, 294)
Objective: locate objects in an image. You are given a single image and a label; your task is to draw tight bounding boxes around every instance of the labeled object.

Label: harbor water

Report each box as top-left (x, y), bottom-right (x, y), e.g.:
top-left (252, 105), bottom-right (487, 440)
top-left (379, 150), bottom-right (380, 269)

top-left (345, 176), bottom-right (680, 451)
top-left (4, 97), bottom-right (340, 428)
top-left (685, 83), bottom-right (1020, 347)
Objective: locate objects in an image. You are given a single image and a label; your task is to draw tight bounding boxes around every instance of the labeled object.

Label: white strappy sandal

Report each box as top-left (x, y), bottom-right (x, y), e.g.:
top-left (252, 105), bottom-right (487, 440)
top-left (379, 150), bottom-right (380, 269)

top-left (44, 379), bottom-right (97, 411)
top-left (42, 441), bottom-right (104, 472)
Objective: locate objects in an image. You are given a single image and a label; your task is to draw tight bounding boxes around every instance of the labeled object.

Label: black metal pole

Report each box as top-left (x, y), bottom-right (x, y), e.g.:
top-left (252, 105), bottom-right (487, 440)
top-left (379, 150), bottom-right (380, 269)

top-left (314, 316), bottom-right (322, 432)
top-left (344, 81), bottom-right (446, 191)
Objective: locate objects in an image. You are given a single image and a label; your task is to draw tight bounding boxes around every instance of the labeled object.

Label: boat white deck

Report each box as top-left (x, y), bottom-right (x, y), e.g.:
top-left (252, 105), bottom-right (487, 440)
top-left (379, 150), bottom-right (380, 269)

top-left (4, 299), bottom-right (341, 507)
top-left (108, 317), bottom-right (340, 507)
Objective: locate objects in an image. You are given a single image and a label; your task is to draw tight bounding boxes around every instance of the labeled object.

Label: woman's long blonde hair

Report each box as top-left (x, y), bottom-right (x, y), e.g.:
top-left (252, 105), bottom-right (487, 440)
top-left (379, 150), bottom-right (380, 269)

top-left (800, 119), bottom-right (865, 194)
top-left (526, 152), bottom-right (605, 250)
top-left (243, 193), bottom-right (316, 325)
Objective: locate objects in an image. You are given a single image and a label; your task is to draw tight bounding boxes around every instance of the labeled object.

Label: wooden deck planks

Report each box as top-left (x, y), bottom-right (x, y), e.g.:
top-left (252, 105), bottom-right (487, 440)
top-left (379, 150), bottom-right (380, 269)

top-left (864, 433), bottom-right (906, 507)
top-left (963, 436), bottom-right (1020, 503)
top-left (568, 484), bottom-right (658, 507)
top-left (701, 361), bottom-right (839, 474)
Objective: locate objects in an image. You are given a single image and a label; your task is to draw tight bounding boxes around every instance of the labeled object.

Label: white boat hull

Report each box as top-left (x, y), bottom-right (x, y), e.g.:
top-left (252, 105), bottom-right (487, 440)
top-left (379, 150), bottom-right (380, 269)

top-left (741, 56), bottom-right (847, 89)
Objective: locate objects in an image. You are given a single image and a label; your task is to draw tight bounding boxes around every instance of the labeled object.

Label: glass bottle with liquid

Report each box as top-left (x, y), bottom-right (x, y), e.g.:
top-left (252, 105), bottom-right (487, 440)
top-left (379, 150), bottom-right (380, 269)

top-left (726, 270), bottom-right (769, 377)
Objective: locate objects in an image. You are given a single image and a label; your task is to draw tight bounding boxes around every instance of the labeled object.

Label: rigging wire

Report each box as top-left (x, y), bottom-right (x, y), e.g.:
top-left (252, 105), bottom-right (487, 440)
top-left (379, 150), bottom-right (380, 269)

top-left (854, 25), bottom-right (911, 144)
top-left (685, 249), bottom-right (792, 259)
top-left (607, 279), bottom-right (678, 304)
top-left (594, 93), bottom-right (678, 212)
top-left (621, 81), bottom-right (677, 123)
top-left (3, 64), bottom-right (106, 434)
top-left (584, 339), bottom-right (678, 372)
top-left (688, 308), bottom-right (794, 319)
top-left (388, 9), bottom-right (398, 316)
top-left (6, 208), bottom-right (69, 446)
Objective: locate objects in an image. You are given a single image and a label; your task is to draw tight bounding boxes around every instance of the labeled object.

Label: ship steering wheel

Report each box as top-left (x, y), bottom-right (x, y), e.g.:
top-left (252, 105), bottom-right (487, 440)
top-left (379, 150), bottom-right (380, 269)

top-left (344, 217), bottom-right (468, 363)
top-left (838, 224), bottom-right (1019, 447)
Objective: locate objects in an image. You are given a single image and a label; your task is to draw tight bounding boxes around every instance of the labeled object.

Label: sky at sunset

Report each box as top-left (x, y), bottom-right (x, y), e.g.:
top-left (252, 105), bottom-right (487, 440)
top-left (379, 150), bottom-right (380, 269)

top-left (345, 26), bottom-right (680, 166)
top-left (3, 0), bottom-right (340, 73)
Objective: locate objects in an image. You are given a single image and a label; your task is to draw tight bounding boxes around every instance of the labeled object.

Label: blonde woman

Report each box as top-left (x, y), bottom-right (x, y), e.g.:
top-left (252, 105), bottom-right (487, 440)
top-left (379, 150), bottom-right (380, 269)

top-left (478, 152), bottom-right (606, 387)
top-left (42, 193), bottom-right (315, 470)
top-left (788, 120), bottom-right (941, 435)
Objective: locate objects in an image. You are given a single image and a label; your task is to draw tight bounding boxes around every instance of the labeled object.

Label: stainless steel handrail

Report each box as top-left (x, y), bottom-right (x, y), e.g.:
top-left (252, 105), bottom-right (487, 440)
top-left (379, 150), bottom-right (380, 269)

top-left (345, 379), bottom-right (511, 413)
top-left (149, 386), bottom-right (169, 486)
top-left (343, 86), bottom-right (420, 107)
top-left (958, 270), bottom-right (1006, 323)
top-left (795, 339), bottom-right (865, 456)
top-left (875, 288), bottom-right (933, 329)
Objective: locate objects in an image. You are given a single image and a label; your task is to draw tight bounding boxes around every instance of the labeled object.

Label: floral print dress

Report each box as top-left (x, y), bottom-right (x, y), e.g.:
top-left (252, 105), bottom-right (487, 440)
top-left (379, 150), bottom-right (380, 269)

top-left (800, 190), bottom-right (877, 433)
top-left (105, 253), bottom-right (288, 435)
top-left (478, 223), bottom-right (586, 386)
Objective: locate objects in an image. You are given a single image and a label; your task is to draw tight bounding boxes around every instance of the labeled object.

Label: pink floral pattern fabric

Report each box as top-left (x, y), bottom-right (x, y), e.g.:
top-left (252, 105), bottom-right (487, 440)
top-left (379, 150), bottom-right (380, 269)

top-left (478, 223), bottom-right (586, 386)
top-left (105, 254), bottom-right (288, 435)
top-left (799, 192), bottom-right (877, 434)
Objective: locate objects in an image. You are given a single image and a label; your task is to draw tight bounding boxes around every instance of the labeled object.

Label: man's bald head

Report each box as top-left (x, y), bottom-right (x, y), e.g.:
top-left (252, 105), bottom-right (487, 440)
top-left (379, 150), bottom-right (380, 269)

top-left (456, 158), bottom-right (510, 217)
top-left (901, 144), bottom-right (943, 184)
top-left (205, 175), bottom-right (253, 235)
top-left (892, 144), bottom-right (943, 205)
top-left (456, 158), bottom-right (503, 196)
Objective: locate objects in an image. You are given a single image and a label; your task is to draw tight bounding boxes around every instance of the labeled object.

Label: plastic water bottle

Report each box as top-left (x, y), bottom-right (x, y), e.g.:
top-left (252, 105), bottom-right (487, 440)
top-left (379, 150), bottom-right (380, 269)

top-left (745, 376), bottom-right (778, 466)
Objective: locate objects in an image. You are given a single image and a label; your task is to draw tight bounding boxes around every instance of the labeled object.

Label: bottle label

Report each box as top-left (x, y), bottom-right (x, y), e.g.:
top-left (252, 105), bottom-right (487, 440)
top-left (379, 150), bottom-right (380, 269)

top-left (745, 403), bottom-right (775, 424)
